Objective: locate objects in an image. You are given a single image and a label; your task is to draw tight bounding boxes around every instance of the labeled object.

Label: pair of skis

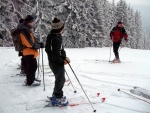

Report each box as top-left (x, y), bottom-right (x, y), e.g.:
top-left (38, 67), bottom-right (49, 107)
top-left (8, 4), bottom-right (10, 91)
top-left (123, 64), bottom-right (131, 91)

top-left (45, 94), bottom-right (106, 108)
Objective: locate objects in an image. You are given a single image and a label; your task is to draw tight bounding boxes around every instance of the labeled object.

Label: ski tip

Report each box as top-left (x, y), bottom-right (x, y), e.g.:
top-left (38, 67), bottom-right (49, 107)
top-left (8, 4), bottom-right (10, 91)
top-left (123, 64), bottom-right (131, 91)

top-left (118, 89), bottom-right (120, 91)
top-left (69, 103), bottom-right (79, 106)
top-left (74, 90), bottom-right (77, 93)
top-left (101, 97), bottom-right (105, 102)
top-left (93, 110), bottom-right (96, 112)
top-left (97, 93), bottom-right (100, 97)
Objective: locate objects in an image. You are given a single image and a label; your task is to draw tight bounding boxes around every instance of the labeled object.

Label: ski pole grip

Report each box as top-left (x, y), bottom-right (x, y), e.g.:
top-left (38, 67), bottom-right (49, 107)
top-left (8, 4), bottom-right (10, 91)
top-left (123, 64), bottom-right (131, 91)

top-left (65, 59), bottom-right (69, 63)
top-left (65, 57), bottom-right (70, 64)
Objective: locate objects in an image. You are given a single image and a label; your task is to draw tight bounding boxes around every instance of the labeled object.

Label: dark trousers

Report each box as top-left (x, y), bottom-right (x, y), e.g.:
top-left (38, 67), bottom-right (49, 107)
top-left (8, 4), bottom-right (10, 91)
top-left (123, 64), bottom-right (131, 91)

top-left (21, 56), bottom-right (26, 73)
top-left (18, 52), bottom-right (26, 73)
top-left (49, 61), bottom-right (65, 99)
top-left (113, 41), bottom-right (121, 59)
top-left (24, 55), bottom-right (37, 85)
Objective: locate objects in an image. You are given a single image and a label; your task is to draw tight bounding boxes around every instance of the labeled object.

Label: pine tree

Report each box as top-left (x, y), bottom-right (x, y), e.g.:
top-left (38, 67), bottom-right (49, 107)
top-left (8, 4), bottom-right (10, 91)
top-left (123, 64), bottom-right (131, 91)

top-left (0, 0), bottom-right (149, 49)
top-left (134, 11), bottom-right (143, 49)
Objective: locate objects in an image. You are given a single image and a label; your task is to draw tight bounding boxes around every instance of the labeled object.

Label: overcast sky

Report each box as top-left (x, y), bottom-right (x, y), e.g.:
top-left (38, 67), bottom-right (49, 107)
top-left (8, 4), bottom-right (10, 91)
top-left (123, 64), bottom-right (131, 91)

top-left (107, 0), bottom-right (150, 31)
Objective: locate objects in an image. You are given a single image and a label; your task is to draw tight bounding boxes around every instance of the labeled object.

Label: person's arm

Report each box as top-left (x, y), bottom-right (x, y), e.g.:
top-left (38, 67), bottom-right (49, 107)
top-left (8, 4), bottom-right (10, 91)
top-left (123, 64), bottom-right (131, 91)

top-left (110, 27), bottom-right (115, 39)
top-left (20, 29), bottom-right (40, 49)
top-left (122, 28), bottom-right (128, 40)
top-left (60, 45), bottom-right (66, 59)
top-left (51, 38), bottom-right (64, 65)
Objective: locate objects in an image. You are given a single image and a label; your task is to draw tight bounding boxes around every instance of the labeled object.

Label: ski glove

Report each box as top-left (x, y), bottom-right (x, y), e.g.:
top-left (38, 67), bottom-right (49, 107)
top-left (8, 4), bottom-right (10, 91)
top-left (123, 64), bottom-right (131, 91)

top-left (39, 42), bottom-right (44, 48)
top-left (64, 57), bottom-right (70, 65)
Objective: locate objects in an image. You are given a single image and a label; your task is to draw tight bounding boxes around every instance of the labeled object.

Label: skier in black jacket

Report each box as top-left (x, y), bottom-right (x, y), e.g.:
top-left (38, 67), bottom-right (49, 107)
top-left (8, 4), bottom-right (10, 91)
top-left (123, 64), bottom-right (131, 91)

top-left (45, 17), bottom-right (70, 106)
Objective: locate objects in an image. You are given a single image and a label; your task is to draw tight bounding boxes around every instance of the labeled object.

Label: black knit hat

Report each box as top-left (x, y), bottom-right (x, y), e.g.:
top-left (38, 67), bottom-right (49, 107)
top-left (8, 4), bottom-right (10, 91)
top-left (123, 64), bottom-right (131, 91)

top-left (51, 17), bottom-right (64, 33)
top-left (19, 19), bottom-right (24, 24)
top-left (25, 15), bottom-right (36, 23)
top-left (118, 21), bottom-right (123, 24)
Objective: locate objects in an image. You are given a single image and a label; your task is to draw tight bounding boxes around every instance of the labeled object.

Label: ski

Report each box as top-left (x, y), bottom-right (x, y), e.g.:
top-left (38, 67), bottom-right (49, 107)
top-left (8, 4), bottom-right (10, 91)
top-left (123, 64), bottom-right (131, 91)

top-left (118, 88), bottom-right (150, 104)
top-left (44, 101), bottom-right (103, 108)
top-left (109, 60), bottom-right (121, 64)
top-left (134, 86), bottom-right (149, 91)
top-left (46, 96), bottom-right (105, 107)
top-left (131, 86), bottom-right (150, 99)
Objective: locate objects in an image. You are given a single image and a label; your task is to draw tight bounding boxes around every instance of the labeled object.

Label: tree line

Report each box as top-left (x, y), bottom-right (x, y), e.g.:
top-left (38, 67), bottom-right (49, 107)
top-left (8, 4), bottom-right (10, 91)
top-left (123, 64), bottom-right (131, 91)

top-left (0, 0), bottom-right (150, 49)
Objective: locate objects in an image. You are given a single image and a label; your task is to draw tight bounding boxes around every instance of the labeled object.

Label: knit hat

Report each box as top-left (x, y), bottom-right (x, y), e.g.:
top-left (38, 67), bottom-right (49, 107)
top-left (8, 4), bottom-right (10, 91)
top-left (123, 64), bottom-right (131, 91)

top-left (19, 19), bottom-right (24, 24)
top-left (118, 21), bottom-right (123, 24)
top-left (51, 17), bottom-right (64, 33)
top-left (25, 15), bottom-right (36, 23)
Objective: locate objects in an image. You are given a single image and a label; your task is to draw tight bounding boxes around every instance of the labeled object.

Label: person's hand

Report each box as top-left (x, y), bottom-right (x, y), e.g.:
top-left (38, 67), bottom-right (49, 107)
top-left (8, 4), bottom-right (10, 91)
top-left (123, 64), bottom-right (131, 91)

top-left (64, 60), bottom-right (68, 65)
top-left (65, 57), bottom-right (70, 63)
top-left (39, 42), bottom-right (44, 48)
top-left (64, 57), bottom-right (70, 65)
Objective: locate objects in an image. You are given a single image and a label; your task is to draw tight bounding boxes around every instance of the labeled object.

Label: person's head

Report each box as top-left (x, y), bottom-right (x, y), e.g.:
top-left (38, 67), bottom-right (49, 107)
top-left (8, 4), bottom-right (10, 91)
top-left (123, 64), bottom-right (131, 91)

top-left (19, 19), bottom-right (24, 24)
top-left (117, 21), bottom-right (124, 28)
top-left (51, 17), bottom-right (64, 34)
top-left (24, 15), bottom-right (36, 27)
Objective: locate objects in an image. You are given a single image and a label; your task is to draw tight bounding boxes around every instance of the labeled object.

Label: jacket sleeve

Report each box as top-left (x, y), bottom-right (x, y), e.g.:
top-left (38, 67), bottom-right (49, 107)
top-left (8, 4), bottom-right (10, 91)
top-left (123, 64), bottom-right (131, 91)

top-left (20, 29), bottom-right (40, 49)
top-left (122, 28), bottom-right (128, 40)
top-left (60, 47), bottom-right (66, 59)
top-left (110, 27), bottom-right (115, 39)
top-left (51, 38), bottom-right (64, 65)
top-left (45, 34), bottom-right (52, 54)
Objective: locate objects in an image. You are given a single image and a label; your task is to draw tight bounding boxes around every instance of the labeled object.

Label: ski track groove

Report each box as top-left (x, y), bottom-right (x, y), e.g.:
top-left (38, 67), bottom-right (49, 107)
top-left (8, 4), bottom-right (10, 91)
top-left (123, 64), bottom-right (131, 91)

top-left (103, 103), bottom-right (150, 113)
top-left (77, 73), bottom-right (134, 88)
top-left (77, 70), bottom-right (150, 80)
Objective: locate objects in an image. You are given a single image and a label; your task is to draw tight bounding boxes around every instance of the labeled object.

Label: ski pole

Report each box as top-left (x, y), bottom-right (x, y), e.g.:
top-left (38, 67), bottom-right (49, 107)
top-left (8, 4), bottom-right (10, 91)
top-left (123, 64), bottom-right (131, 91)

top-left (67, 62), bottom-right (96, 112)
top-left (118, 89), bottom-right (150, 104)
top-left (41, 48), bottom-right (45, 91)
top-left (109, 45), bottom-right (112, 62)
top-left (65, 69), bottom-right (77, 93)
top-left (37, 49), bottom-right (40, 79)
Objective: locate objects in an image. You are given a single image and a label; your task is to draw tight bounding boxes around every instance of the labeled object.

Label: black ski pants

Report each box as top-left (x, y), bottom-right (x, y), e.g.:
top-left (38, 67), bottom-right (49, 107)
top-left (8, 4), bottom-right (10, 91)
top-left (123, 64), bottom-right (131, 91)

top-left (18, 52), bottom-right (25, 73)
top-left (24, 55), bottom-right (37, 85)
top-left (49, 61), bottom-right (65, 99)
top-left (21, 56), bottom-right (26, 73)
top-left (113, 41), bottom-right (121, 59)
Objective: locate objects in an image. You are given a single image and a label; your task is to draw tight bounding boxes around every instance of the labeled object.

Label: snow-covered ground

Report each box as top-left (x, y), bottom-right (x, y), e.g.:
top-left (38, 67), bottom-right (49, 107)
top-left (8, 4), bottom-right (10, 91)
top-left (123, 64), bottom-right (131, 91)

top-left (0, 47), bottom-right (150, 113)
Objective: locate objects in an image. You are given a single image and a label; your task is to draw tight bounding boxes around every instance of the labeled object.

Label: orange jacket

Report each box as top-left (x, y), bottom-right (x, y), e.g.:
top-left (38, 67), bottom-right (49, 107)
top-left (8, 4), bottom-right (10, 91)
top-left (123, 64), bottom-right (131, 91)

top-left (19, 24), bottom-right (40, 58)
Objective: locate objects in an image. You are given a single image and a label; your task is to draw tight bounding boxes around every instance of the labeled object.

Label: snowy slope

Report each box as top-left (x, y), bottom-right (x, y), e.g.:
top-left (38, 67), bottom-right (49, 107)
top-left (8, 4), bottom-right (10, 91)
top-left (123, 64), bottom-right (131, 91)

top-left (0, 47), bottom-right (150, 113)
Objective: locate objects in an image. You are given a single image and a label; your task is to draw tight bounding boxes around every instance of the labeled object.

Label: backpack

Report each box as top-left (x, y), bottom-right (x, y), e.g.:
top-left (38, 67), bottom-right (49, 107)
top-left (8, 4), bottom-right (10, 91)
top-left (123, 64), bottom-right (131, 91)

top-left (11, 28), bottom-right (24, 51)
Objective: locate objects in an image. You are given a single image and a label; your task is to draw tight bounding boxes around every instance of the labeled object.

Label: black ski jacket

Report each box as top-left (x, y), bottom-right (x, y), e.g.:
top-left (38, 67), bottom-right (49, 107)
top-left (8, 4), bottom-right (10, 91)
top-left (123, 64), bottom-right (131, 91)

top-left (45, 31), bottom-right (66, 65)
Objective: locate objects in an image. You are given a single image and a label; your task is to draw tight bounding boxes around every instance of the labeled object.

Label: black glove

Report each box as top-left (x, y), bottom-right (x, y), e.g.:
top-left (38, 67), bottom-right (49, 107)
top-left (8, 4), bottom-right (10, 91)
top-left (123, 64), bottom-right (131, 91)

top-left (39, 42), bottom-right (44, 48)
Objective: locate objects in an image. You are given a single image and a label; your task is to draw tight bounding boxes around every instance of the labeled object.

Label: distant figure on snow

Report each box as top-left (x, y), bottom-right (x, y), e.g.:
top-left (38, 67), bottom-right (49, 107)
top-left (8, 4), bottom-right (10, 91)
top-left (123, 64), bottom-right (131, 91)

top-left (110, 21), bottom-right (128, 63)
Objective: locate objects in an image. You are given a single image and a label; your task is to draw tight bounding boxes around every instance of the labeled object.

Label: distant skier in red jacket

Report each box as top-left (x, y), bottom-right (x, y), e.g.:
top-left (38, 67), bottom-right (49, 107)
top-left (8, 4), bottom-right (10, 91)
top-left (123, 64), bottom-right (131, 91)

top-left (110, 21), bottom-right (128, 63)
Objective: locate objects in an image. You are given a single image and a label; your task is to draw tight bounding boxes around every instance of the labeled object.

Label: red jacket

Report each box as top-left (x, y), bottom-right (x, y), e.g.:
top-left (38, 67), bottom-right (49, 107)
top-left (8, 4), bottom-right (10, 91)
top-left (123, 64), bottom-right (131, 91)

top-left (110, 27), bottom-right (128, 42)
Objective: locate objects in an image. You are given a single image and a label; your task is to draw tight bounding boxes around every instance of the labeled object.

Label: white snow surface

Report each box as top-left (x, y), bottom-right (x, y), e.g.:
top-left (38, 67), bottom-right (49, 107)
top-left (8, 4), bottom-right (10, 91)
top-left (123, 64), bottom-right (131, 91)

top-left (0, 47), bottom-right (150, 113)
